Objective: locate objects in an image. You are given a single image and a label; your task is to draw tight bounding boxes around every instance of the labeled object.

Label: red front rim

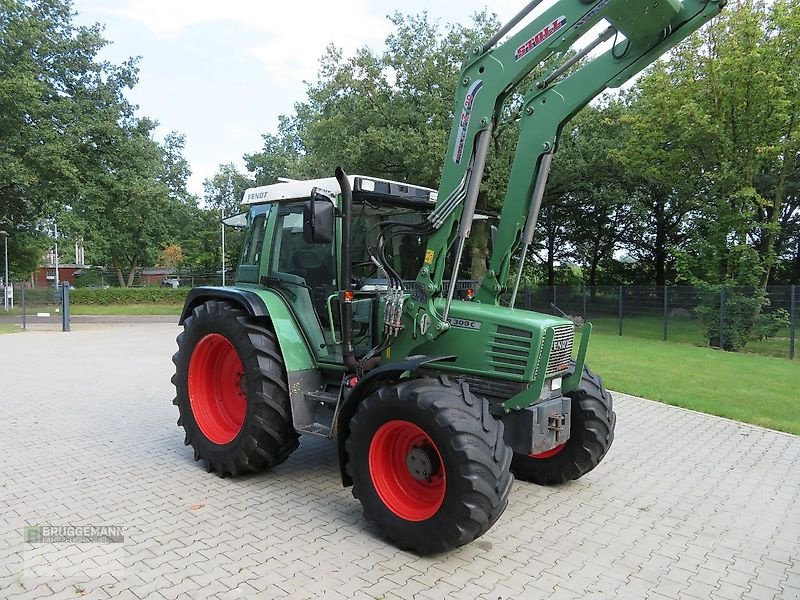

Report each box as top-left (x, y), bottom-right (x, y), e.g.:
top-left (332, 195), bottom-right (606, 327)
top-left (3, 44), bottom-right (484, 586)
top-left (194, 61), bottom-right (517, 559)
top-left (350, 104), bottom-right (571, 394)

top-left (530, 443), bottom-right (566, 459)
top-left (368, 420), bottom-right (446, 522)
top-left (188, 333), bottom-right (247, 445)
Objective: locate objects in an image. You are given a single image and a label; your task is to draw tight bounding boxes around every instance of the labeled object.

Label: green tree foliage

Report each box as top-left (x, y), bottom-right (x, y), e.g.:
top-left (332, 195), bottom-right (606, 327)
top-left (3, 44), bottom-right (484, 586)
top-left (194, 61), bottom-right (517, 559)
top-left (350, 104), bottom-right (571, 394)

top-left (73, 117), bottom-right (187, 286)
top-left (0, 0), bottom-right (134, 275)
top-left (0, 0), bottom-right (199, 286)
top-left (243, 12), bottom-right (499, 189)
top-left (661, 0), bottom-right (800, 290)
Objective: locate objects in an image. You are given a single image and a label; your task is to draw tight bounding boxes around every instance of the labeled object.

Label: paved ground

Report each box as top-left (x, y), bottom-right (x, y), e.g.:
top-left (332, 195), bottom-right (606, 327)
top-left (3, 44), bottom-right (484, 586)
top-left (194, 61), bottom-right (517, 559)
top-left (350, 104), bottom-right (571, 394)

top-left (1, 324), bottom-right (799, 600)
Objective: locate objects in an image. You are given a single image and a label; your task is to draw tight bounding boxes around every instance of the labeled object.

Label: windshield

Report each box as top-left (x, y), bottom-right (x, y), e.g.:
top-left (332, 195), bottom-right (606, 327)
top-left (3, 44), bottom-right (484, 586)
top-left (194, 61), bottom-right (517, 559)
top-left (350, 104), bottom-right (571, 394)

top-left (350, 203), bottom-right (496, 284)
top-left (351, 205), bottom-right (428, 281)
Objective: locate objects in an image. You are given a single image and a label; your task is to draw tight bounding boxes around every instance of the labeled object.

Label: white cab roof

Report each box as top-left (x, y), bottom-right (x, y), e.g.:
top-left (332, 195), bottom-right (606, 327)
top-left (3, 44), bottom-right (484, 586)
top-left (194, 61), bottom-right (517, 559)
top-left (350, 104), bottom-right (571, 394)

top-left (241, 175), bottom-right (437, 205)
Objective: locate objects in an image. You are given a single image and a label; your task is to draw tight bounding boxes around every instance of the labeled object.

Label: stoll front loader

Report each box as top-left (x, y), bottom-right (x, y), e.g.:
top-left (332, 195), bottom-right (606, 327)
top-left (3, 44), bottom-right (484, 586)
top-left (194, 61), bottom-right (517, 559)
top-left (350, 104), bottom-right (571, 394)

top-left (172, 0), bottom-right (725, 553)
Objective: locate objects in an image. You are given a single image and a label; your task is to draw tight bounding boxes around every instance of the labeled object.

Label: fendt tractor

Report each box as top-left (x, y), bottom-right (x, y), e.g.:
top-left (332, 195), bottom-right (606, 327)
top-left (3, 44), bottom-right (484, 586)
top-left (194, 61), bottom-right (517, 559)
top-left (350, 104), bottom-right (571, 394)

top-left (172, 0), bottom-right (725, 553)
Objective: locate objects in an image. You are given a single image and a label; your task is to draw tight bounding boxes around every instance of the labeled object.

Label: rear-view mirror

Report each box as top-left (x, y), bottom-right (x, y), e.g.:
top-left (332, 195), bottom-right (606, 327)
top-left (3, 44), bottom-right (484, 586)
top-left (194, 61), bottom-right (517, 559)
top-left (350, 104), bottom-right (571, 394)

top-left (303, 189), bottom-right (335, 244)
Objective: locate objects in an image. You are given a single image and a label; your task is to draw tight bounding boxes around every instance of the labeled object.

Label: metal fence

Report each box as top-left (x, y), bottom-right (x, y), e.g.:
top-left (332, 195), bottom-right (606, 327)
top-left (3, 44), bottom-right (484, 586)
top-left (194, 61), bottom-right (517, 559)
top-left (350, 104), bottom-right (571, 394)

top-left (509, 285), bottom-right (797, 360)
top-left (2, 280), bottom-right (796, 359)
top-left (96, 270), bottom-right (228, 288)
top-left (1, 282), bottom-right (71, 332)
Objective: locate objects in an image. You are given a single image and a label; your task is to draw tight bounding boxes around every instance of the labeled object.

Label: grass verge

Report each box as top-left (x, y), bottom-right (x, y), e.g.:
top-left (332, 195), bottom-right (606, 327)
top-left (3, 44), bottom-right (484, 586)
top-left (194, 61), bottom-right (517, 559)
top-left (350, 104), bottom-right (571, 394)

top-left (0, 323), bottom-right (22, 334)
top-left (585, 332), bottom-right (800, 435)
top-left (589, 316), bottom-right (792, 359)
top-left (71, 304), bottom-right (183, 315)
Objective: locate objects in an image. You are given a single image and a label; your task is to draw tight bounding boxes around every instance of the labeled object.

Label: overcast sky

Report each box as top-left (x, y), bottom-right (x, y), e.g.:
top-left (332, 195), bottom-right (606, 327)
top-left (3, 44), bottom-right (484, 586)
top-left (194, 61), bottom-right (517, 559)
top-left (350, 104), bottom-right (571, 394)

top-left (70, 1), bottom-right (534, 198)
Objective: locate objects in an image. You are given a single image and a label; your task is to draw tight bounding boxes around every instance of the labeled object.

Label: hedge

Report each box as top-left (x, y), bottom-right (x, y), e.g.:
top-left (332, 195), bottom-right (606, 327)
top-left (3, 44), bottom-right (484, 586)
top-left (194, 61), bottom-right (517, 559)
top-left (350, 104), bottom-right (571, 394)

top-left (70, 287), bottom-right (190, 305)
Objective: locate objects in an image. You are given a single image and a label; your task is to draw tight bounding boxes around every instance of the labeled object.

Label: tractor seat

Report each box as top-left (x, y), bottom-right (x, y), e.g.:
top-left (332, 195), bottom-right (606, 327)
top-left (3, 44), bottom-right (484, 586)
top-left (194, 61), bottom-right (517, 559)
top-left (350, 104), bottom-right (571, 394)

top-left (291, 250), bottom-right (333, 287)
top-left (291, 249), bottom-right (335, 323)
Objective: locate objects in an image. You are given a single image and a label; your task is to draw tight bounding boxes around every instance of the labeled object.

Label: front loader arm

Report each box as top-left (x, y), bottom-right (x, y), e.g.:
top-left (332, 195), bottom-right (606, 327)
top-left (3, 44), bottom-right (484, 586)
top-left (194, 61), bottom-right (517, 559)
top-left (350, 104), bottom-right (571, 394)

top-left (478, 0), bottom-right (726, 303)
top-left (405, 0), bottom-right (726, 340)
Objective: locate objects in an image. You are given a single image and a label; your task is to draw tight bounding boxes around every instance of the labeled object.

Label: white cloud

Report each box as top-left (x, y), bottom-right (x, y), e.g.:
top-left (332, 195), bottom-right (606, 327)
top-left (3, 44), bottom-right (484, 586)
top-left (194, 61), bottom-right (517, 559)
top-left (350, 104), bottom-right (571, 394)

top-left (103, 0), bottom-right (390, 81)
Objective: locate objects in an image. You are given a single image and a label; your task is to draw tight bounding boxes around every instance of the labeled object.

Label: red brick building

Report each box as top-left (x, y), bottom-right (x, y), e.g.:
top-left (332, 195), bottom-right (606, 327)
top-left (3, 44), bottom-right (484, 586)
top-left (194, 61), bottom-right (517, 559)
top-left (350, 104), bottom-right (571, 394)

top-left (33, 264), bottom-right (84, 287)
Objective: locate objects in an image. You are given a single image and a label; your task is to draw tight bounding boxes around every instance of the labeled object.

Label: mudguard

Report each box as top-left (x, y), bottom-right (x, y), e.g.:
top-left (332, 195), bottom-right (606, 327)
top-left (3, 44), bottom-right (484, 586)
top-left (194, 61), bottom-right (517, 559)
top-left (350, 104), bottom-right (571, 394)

top-left (178, 286), bottom-right (316, 373)
top-left (336, 355), bottom-right (455, 486)
top-left (179, 286), bottom-right (269, 325)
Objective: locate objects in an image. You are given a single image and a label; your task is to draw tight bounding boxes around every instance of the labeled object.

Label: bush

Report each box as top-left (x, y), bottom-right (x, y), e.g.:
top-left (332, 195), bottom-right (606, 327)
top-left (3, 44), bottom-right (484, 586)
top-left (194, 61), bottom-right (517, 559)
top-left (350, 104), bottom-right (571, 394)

top-left (70, 287), bottom-right (190, 305)
top-left (73, 269), bottom-right (105, 288)
top-left (752, 308), bottom-right (790, 341)
top-left (697, 287), bottom-right (767, 352)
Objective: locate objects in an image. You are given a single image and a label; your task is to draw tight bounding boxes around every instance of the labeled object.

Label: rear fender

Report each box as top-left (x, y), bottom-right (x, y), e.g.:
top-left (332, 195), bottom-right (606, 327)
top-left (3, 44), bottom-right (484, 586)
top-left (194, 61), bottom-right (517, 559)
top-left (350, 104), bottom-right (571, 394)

top-left (179, 286), bottom-right (317, 373)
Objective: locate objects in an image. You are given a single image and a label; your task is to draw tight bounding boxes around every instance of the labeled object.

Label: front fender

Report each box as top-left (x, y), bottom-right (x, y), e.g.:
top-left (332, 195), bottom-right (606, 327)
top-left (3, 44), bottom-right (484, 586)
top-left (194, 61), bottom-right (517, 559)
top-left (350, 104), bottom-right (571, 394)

top-left (336, 355), bottom-right (455, 486)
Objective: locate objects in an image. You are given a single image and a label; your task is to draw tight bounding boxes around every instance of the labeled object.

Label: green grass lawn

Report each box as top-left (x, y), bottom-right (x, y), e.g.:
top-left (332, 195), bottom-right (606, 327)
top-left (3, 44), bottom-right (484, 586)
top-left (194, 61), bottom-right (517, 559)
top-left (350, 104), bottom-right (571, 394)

top-left (71, 303), bottom-right (183, 315)
top-left (0, 303), bottom-right (182, 316)
top-left (0, 323), bottom-right (22, 334)
top-left (584, 332), bottom-right (800, 434)
top-left (589, 315), bottom-right (793, 359)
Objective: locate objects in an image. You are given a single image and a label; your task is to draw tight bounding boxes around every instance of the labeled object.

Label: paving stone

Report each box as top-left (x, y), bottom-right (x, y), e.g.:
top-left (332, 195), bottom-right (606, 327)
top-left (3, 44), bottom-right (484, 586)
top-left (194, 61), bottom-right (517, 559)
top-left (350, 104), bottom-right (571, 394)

top-left (1, 324), bottom-right (798, 600)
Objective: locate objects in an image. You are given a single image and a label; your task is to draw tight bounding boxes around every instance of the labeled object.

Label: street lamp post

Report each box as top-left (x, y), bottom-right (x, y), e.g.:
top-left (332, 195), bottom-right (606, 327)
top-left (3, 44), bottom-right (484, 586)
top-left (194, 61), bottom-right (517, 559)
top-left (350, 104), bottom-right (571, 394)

top-left (0, 230), bottom-right (8, 311)
top-left (53, 222), bottom-right (59, 289)
top-left (221, 208), bottom-right (226, 287)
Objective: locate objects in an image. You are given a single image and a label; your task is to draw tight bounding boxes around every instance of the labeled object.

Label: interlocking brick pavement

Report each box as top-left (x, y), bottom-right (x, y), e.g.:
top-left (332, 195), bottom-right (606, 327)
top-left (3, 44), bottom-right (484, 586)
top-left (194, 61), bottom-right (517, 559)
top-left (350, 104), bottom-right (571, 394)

top-left (1, 324), bottom-right (798, 599)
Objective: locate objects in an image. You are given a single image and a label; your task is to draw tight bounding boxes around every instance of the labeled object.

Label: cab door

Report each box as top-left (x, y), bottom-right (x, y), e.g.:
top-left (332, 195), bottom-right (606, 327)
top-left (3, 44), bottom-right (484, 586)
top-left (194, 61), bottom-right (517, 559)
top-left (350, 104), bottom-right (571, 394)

top-left (267, 202), bottom-right (342, 363)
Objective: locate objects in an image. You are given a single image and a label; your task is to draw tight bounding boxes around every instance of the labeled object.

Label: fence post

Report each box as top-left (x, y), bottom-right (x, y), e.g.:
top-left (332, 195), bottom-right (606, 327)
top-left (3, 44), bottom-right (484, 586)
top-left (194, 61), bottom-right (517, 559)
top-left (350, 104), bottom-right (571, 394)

top-left (618, 285), bottom-right (623, 337)
top-left (791, 285), bottom-right (796, 360)
top-left (525, 286), bottom-right (531, 310)
top-left (21, 283), bottom-right (26, 330)
top-left (719, 286), bottom-right (725, 350)
top-left (582, 285), bottom-right (587, 322)
top-left (61, 282), bottom-right (70, 332)
top-left (663, 285), bottom-right (668, 341)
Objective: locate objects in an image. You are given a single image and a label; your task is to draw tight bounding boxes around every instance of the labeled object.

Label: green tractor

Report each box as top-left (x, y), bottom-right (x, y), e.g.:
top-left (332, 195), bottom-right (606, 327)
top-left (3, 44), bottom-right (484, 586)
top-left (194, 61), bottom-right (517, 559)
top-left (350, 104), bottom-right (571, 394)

top-left (172, 0), bottom-right (725, 553)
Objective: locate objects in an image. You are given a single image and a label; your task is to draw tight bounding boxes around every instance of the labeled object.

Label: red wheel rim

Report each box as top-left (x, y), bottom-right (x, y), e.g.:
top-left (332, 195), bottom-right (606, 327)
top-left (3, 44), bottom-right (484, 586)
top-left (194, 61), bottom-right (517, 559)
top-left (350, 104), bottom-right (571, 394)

top-left (368, 420), bottom-right (446, 521)
top-left (188, 333), bottom-right (247, 445)
top-left (530, 443), bottom-right (566, 459)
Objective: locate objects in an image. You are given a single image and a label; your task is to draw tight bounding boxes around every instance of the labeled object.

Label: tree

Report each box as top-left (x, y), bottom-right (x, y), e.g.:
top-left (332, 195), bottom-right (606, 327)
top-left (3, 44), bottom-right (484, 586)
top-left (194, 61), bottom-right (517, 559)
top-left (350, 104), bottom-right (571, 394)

top-left (0, 0), bottom-right (138, 276)
top-left (74, 118), bottom-right (180, 286)
top-left (203, 163), bottom-right (253, 216)
top-left (245, 12), bottom-right (499, 190)
top-left (660, 0), bottom-right (800, 290)
top-left (157, 244), bottom-right (185, 268)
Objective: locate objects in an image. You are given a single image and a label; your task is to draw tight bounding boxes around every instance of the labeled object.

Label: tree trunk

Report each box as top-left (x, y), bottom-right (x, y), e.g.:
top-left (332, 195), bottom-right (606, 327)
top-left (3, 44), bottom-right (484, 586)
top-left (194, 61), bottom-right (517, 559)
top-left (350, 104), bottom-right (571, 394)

top-left (126, 257), bottom-right (138, 288)
top-left (112, 255), bottom-right (126, 287)
top-left (469, 224), bottom-right (489, 282)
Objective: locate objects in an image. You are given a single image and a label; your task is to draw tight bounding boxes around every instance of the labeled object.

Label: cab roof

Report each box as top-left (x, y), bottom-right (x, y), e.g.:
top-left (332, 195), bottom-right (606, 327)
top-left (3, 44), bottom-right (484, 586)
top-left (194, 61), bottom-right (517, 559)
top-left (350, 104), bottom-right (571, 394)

top-left (241, 175), bottom-right (438, 206)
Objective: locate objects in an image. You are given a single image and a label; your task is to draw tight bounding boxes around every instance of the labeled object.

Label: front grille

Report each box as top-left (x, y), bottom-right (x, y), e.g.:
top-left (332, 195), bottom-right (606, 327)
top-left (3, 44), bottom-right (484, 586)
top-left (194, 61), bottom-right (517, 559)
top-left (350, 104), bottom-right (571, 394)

top-left (546, 324), bottom-right (574, 376)
top-left (488, 326), bottom-right (533, 376)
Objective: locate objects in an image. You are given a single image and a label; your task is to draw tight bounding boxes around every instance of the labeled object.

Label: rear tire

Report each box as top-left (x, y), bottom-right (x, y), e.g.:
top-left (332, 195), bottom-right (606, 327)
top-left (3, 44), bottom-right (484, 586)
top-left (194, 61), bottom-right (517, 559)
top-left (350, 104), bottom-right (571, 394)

top-left (346, 377), bottom-right (513, 554)
top-left (172, 300), bottom-right (299, 477)
top-left (511, 364), bottom-right (615, 485)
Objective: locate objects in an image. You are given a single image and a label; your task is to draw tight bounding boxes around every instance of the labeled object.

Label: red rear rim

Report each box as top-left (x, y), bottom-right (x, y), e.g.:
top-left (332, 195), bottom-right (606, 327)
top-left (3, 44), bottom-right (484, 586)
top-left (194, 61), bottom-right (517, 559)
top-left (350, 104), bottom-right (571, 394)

top-left (530, 443), bottom-right (566, 459)
top-left (368, 420), bottom-right (446, 521)
top-left (188, 333), bottom-right (247, 445)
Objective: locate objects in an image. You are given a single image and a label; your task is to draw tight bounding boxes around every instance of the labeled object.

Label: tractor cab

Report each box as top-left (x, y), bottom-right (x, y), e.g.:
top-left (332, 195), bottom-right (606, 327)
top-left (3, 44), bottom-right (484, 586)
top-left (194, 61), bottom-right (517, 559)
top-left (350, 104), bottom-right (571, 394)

top-left (235, 175), bottom-right (440, 365)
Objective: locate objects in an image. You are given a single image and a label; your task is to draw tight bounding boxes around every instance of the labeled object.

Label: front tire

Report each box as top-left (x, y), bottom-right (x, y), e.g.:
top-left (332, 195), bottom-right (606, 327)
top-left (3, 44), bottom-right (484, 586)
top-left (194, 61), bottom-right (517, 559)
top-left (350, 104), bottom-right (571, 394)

top-left (172, 300), bottom-right (299, 477)
top-left (346, 378), bottom-right (513, 554)
top-left (511, 364), bottom-right (615, 485)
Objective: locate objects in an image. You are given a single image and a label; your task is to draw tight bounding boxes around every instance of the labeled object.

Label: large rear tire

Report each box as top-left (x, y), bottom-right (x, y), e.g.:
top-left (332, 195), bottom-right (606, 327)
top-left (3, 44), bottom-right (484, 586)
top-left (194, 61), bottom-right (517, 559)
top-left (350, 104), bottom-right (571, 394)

top-left (346, 377), bottom-right (513, 554)
top-left (172, 300), bottom-right (299, 477)
top-left (511, 364), bottom-right (615, 485)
